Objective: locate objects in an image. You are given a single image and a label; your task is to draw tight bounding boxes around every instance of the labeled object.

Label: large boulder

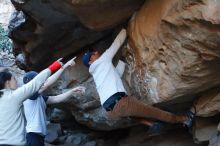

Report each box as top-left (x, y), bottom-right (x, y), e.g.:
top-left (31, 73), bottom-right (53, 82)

top-left (9, 0), bottom-right (144, 70)
top-left (127, 0), bottom-right (220, 104)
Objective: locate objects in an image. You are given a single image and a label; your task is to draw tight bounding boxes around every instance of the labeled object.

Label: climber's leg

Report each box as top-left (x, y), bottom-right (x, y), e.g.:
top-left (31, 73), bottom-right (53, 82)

top-left (107, 96), bottom-right (187, 124)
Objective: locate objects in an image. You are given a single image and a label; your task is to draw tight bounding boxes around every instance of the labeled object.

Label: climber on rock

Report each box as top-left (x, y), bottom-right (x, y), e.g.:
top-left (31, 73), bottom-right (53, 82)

top-left (0, 59), bottom-right (63, 146)
top-left (82, 28), bottom-right (195, 129)
top-left (23, 57), bottom-right (86, 146)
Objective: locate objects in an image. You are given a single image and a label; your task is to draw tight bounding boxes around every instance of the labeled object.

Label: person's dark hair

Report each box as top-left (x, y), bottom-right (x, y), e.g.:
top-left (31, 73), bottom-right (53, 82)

top-left (90, 37), bottom-right (113, 55)
top-left (23, 71), bottom-right (38, 84)
top-left (0, 71), bottom-right (12, 97)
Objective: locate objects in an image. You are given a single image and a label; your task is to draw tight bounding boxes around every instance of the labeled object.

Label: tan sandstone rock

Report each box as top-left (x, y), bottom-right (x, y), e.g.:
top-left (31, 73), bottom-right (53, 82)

top-left (127, 0), bottom-right (220, 104)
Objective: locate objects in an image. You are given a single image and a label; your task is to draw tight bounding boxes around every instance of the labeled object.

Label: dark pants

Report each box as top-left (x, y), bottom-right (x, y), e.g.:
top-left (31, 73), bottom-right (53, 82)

top-left (26, 132), bottom-right (45, 146)
top-left (103, 92), bottom-right (127, 111)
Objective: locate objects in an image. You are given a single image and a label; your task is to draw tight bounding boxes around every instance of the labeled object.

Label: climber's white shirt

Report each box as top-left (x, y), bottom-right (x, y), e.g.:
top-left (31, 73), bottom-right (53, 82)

top-left (24, 95), bottom-right (47, 136)
top-left (89, 32), bottom-right (126, 105)
top-left (0, 69), bottom-right (50, 146)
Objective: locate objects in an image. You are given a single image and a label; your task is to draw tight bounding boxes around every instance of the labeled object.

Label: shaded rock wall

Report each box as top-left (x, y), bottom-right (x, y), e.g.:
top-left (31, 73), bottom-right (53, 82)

top-left (9, 0), bottom-right (144, 70)
top-left (195, 87), bottom-right (220, 117)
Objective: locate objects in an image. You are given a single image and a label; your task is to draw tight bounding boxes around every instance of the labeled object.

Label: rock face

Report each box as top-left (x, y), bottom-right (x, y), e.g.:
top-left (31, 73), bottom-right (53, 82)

top-left (0, 50), bottom-right (25, 86)
top-left (209, 134), bottom-right (220, 146)
top-left (195, 87), bottom-right (220, 117)
top-left (70, 0), bottom-right (145, 30)
top-left (192, 117), bottom-right (219, 143)
top-left (9, 0), bottom-right (144, 70)
top-left (0, 0), bottom-right (15, 30)
top-left (127, 0), bottom-right (220, 104)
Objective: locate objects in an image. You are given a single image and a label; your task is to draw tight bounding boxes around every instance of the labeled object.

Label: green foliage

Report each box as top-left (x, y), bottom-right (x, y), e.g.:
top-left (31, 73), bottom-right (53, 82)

top-left (0, 25), bottom-right (12, 53)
